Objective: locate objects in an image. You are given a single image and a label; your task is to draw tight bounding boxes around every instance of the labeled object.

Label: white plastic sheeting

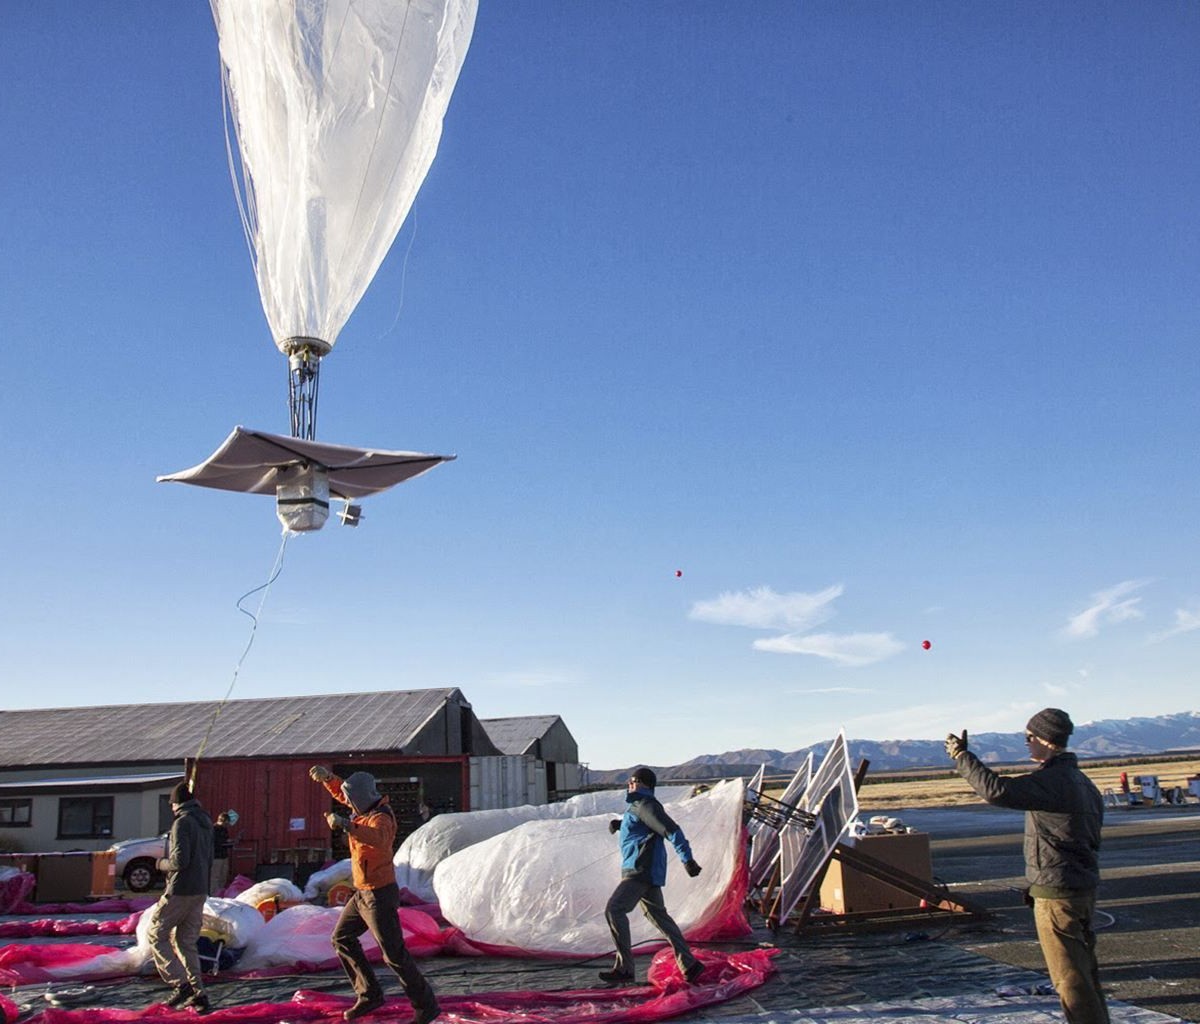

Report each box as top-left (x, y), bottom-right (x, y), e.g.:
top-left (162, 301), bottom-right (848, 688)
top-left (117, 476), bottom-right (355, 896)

top-left (432, 780), bottom-right (745, 955)
top-left (302, 858), bottom-right (352, 902)
top-left (211, 0), bottom-right (477, 352)
top-left (234, 877), bottom-right (306, 909)
top-left (236, 903), bottom-right (345, 971)
top-left (394, 786), bottom-right (692, 902)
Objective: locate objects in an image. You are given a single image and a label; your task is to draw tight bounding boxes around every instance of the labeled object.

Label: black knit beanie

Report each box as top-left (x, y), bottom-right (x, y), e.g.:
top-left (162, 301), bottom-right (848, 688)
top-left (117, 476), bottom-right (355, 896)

top-left (631, 767), bottom-right (657, 789)
top-left (1026, 708), bottom-right (1073, 748)
top-left (170, 782), bottom-right (192, 805)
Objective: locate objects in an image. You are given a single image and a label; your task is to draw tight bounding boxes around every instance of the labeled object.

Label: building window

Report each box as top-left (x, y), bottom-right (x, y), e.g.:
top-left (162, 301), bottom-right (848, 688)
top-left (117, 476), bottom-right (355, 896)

top-left (0, 799), bottom-right (32, 827)
top-left (157, 794), bottom-right (174, 834)
top-left (58, 797), bottom-right (114, 840)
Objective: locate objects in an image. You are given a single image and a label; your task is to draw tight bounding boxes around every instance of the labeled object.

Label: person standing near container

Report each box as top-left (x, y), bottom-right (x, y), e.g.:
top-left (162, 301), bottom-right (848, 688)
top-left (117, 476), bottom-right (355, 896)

top-left (946, 709), bottom-right (1109, 1024)
top-left (209, 810), bottom-right (237, 895)
top-left (310, 765), bottom-right (440, 1024)
top-left (148, 782), bottom-right (214, 1014)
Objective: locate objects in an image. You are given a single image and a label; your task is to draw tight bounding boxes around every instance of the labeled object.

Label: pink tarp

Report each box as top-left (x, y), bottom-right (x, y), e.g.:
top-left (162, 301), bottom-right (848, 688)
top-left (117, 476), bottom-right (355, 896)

top-left (0, 872), bottom-right (35, 914)
top-left (0, 912), bottom-right (142, 939)
top-left (9, 948), bottom-right (777, 1024)
top-left (0, 907), bottom-right (464, 986)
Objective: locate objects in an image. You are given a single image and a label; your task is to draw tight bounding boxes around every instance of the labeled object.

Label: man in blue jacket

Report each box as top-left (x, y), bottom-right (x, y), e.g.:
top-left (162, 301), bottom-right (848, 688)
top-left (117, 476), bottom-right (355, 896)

top-left (600, 767), bottom-right (704, 986)
top-left (947, 709), bottom-right (1108, 1024)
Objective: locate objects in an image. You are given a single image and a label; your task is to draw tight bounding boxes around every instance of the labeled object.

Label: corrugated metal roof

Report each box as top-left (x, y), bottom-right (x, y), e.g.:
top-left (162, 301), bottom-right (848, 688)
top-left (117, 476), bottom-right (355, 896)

top-left (0, 772), bottom-right (183, 789)
top-left (0, 689), bottom-right (462, 767)
top-left (480, 715), bottom-right (562, 756)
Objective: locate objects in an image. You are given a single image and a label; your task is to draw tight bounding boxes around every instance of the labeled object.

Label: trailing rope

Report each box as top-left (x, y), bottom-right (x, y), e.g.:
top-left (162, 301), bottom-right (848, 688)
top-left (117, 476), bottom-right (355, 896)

top-left (189, 531), bottom-right (291, 787)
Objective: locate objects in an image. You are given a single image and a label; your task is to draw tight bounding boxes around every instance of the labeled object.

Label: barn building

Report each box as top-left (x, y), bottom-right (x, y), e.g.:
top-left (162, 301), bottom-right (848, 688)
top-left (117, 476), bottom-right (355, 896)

top-left (0, 688), bottom-right (583, 885)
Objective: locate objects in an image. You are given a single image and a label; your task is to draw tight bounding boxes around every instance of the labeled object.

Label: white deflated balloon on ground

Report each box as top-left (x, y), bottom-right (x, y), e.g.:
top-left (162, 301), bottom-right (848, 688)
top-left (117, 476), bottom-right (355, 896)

top-left (394, 785), bottom-right (692, 903)
top-left (432, 780), bottom-right (744, 955)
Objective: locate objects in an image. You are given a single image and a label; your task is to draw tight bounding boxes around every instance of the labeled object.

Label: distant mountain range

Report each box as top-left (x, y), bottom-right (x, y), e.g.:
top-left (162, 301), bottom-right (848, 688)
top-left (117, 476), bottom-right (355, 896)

top-left (590, 710), bottom-right (1200, 784)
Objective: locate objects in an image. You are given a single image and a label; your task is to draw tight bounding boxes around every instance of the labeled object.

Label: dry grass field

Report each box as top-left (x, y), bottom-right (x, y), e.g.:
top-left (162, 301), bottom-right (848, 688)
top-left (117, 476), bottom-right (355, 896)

top-left (858, 756), bottom-right (1200, 810)
top-left (764, 757), bottom-right (1200, 811)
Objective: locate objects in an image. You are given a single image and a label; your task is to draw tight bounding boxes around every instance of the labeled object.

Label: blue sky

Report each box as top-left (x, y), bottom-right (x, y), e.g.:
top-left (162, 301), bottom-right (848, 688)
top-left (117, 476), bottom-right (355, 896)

top-left (2, 3), bottom-right (1198, 772)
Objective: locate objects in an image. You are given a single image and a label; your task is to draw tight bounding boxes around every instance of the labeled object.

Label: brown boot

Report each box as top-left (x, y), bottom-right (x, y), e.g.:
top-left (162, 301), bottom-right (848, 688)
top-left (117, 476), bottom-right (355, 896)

top-left (343, 994), bottom-right (385, 1021)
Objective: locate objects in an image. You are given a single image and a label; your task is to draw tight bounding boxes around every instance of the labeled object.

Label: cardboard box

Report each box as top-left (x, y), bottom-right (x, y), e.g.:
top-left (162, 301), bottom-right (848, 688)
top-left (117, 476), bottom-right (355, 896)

top-left (819, 831), bottom-right (932, 914)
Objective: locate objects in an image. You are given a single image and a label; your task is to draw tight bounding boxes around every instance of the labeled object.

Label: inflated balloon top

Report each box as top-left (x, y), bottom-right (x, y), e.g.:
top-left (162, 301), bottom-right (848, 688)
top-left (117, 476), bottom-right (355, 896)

top-left (921, 639), bottom-right (932, 650)
top-left (213, 0), bottom-right (478, 356)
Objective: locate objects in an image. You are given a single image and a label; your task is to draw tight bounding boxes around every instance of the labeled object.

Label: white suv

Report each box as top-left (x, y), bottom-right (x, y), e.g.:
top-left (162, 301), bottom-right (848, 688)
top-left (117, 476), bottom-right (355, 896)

top-left (109, 834), bottom-right (167, 892)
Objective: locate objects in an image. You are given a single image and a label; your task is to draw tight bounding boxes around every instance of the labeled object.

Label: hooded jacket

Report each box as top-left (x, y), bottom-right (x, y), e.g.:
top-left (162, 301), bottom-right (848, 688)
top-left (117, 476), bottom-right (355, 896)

top-left (617, 785), bottom-right (694, 885)
top-left (164, 798), bottom-right (214, 897)
top-left (322, 774), bottom-right (397, 890)
top-left (955, 750), bottom-right (1103, 893)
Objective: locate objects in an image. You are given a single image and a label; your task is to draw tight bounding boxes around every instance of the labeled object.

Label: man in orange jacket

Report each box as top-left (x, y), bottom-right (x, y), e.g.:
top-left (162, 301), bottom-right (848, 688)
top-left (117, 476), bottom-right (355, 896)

top-left (310, 766), bottom-right (439, 1023)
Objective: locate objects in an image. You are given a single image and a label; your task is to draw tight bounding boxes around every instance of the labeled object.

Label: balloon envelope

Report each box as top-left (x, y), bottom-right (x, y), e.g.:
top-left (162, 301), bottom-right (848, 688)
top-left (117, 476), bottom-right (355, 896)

top-left (212, 0), bottom-right (478, 353)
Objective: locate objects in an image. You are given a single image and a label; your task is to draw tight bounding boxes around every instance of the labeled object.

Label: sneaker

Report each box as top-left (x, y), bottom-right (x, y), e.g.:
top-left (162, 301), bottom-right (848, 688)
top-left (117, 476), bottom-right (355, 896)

top-left (184, 992), bottom-right (212, 1015)
top-left (598, 968), bottom-right (635, 985)
top-left (165, 985), bottom-right (194, 1008)
top-left (684, 960), bottom-right (705, 984)
top-left (343, 994), bottom-right (385, 1021)
top-left (412, 998), bottom-right (441, 1024)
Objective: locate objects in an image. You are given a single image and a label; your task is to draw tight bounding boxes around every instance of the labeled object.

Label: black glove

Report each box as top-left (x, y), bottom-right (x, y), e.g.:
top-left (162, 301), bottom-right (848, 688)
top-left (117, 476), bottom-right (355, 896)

top-left (684, 860), bottom-right (702, 878)
top-left (608, 819), bottom-right (621, 834)
top-left (944, 730), bottom-right (968, 760)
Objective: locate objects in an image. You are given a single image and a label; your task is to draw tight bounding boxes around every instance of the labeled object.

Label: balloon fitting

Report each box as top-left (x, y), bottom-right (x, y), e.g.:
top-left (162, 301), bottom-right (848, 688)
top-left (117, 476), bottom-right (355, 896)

top-left (282, 337), bottom-right (331, 440)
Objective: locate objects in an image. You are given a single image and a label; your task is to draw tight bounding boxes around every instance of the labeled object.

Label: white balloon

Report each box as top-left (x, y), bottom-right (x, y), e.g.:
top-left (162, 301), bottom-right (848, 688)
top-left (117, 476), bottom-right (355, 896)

top-left (212, 0), bottom-right (477, 353)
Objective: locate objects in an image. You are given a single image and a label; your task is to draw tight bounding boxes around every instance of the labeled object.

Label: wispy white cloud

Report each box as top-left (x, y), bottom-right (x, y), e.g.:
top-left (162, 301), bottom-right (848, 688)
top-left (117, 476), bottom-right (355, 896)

top-left (791, 686), bottom-right (878, 695)
top-left (1148, 606), bottom-right (1200, 644)
top-left (1061, 580), bottom-right (1148, 639)
top-left (691, 585), bottom-right (904, 668)
top-left (816, 700), bottom-right (1040, 744)
top-left (481, 669), bottom-right (578, 688)
top-left (689, 585), bottom-right (842, 631)
top-left (754, 631), bottom-right (904, 667)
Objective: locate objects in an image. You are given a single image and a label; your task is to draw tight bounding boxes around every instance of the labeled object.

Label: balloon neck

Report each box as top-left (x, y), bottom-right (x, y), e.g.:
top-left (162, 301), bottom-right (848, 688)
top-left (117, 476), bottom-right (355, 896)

top-left (282, 337), bottom-right (331, 440)
top-left (281, 336), bottom-right (333, 362)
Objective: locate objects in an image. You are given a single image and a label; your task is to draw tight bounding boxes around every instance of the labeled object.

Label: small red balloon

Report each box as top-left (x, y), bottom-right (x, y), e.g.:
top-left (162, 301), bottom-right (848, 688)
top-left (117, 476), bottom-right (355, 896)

top-left (921, 640), bottom-right (932, 650)
top-left (675, 570), bottom-right (683, 578)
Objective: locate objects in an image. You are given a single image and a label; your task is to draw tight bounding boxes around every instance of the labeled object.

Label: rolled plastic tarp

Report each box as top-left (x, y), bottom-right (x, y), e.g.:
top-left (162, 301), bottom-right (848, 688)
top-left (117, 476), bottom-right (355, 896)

top-left (394, 785), bottom-right (691, 903)
top-left (432, 780), bottom-right (750, 955)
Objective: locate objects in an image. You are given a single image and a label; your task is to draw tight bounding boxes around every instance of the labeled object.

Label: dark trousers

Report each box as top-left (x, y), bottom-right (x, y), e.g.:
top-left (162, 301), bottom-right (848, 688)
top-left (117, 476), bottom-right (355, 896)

top-left (331, 882), bottom-right (435, 1010)
top-left (605, 877), bottom-right (697, 978)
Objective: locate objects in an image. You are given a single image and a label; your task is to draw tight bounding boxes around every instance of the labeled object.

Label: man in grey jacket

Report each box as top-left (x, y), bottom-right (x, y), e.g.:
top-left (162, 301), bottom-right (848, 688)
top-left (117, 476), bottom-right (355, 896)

top-left (946, 709), bottom-right (1108, 1024)
top-left (148, 782), bottom-right (215, 1014)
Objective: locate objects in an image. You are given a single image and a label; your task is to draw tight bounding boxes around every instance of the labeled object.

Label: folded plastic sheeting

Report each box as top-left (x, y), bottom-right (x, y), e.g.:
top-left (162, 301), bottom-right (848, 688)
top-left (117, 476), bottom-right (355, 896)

top-left (0, 911), bottom-right (141, 939)
top-left (0, 898), bottom-right (267, 986)
top-left (0, 947), bottom-right (776, 1024)
top-left (434, 780), bottom-right (750, 955)
top-left (301, 859), bottom-right (352, 901)
top-left (234, 878), bottom-right (306, 909)
top-left (237, 903), bottom-right (459, 972)
top-left (0, 870), bottom-right (34, 914)
top-left (394, 786), bottom-right (692, 903)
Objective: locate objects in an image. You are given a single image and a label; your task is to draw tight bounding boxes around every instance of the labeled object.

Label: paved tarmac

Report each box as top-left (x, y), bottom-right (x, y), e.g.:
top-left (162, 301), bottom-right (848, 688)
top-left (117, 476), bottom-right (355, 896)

top-left (3, 803), bottom-right (1197, 1023)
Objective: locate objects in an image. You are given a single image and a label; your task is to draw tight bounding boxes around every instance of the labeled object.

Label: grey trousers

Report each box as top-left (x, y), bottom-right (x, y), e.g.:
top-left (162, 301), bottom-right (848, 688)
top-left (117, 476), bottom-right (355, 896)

top-left (1034, 893), bottom-right (1111, 1024)
top-left (147, 893), bottom-right (207, 993)
top-left (605, 877), bottom-right (698, 978)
